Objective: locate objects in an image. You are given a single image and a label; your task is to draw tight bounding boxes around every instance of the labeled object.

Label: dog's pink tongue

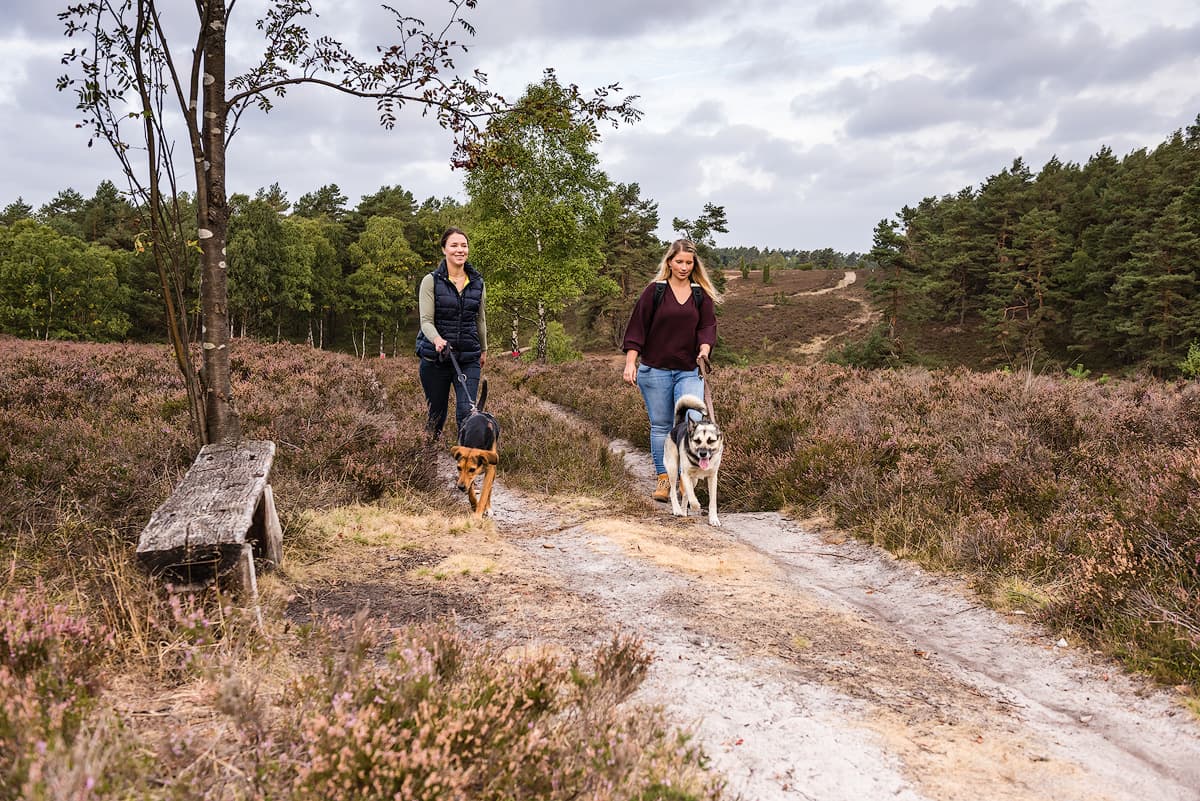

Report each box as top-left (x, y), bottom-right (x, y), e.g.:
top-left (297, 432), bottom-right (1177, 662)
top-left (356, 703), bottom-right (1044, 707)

top-left (699, 457), bottom-right (710, 470)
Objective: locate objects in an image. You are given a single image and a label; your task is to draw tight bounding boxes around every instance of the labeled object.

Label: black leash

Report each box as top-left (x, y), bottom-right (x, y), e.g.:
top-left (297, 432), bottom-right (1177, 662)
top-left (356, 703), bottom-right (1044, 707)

top-left (444, 346), bottom-right (480, 414)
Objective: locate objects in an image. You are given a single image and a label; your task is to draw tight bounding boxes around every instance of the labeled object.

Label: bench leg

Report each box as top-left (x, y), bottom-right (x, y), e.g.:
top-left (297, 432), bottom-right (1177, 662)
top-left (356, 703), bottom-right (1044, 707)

top-left (260, 484), bottom-right (283, 569)
top-left (232, 543), bottom-right (265, 630)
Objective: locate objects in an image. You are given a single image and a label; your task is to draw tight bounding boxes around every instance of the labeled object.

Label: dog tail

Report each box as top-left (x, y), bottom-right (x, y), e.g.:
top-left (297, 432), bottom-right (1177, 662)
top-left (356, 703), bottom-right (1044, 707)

top-left (673, 394), bottom-right (706, 426)
top-left (476, 378), bottom-right (488, 411)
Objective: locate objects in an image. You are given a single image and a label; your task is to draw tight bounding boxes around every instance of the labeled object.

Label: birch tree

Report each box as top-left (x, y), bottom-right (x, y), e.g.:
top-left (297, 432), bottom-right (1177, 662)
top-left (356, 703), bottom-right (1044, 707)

top-left (466, 75), bottom-right (612, 360)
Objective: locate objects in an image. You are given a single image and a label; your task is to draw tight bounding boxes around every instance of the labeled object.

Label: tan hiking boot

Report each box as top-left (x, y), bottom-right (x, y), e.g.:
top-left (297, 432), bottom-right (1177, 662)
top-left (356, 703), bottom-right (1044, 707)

top-left (653, 473), bottom-right (670, 502)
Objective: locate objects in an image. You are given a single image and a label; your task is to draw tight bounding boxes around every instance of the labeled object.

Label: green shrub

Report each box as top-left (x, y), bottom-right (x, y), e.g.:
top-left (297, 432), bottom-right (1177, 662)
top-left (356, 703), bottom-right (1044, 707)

top-left (1178, 340), bottom-right (1200, 378)
top-left (828, 324), bottom-right (903, 369)
top-left (520, 321), bottom-right (582, 364)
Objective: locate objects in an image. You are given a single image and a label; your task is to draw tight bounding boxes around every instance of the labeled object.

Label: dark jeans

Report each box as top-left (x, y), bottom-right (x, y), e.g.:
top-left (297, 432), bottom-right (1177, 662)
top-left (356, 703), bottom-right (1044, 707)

top-left (419, 356), bottom-right (481, 437)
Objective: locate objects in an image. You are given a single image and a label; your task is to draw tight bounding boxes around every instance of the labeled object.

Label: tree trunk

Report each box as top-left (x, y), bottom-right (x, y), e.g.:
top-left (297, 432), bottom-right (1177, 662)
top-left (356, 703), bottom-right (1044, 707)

top-left (196, 0), bottom-right (241, 443)
top-left (510, 314), bottom-right (519, 355)
top-left (134, 0), bottom-right (206, 446)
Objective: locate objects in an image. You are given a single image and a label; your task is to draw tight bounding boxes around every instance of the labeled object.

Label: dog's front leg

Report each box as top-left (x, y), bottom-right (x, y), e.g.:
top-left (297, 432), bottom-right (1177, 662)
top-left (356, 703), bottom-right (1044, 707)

top-left (476, 465), bottom-right (496, 518)
top-left (665, 449), bottom-right (684, 517)
top-left (680, 471), bottom-right (702, 517)
top-left (707, 472), bottom-right (721, 527)
top-left (462, 472), bottom-right (480, 514)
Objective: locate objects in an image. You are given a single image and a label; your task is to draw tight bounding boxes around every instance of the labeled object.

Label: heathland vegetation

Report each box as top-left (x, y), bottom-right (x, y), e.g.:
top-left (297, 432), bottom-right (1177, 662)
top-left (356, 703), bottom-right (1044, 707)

top-left (3, 40), bottom-right (1199, 794)
top-left (3, 332), bottom-right (1198, 797)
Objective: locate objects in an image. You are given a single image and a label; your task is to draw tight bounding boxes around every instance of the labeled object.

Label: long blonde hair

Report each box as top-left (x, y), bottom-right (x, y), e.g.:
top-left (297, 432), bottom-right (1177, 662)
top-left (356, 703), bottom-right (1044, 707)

top-left (652, 239), bottom-right (723, 304)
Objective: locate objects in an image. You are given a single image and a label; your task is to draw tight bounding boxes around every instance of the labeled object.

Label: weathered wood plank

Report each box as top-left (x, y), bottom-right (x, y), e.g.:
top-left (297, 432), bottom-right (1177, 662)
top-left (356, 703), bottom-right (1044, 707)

top-left (137, 440), bottom-right (276, 580)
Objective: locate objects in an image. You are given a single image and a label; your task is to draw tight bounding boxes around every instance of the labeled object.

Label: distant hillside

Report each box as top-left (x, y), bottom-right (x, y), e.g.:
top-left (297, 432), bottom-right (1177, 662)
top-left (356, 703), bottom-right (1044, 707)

top-left (714, 268), bottom-right (875, 365)
top-left (574, 267), bottom-right (1038, 371)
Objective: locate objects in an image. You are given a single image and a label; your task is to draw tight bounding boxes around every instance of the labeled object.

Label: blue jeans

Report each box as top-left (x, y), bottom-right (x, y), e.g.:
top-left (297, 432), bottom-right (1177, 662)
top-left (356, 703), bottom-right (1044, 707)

top-left (420, 356), bottom-right (480, 437)
top-left (638, 365), bottom-right (704, 475)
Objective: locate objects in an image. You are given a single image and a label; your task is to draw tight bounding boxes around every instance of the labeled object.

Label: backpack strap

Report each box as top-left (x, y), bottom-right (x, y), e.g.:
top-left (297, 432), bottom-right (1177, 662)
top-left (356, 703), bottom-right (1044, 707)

top-left (650, 280), bottom-right (704, 323)
top-left (653, 280), bottom-right (668, 311)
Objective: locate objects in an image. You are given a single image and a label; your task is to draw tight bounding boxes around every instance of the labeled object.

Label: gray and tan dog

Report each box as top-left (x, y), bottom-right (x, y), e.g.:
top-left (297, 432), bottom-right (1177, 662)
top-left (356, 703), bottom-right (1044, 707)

top-left (663, 394), bottom-right (724, 527)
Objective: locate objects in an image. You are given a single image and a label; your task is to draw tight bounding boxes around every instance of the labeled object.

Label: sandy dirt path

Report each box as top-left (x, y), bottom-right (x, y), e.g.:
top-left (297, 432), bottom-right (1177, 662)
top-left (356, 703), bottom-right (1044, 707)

top-left (301, 408), bottom-right (1200, 801)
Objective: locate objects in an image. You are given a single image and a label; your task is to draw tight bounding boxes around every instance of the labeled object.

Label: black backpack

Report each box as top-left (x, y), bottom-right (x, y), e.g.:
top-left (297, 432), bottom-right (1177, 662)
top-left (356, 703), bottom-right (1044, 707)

top-left (650, 280), bottom-right (704, 324)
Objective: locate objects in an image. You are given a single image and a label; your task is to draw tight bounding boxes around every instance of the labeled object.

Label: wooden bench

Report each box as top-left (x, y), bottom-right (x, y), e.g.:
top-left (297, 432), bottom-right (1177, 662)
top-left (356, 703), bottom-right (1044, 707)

top-left (137, 440), bottom-right (282, 595)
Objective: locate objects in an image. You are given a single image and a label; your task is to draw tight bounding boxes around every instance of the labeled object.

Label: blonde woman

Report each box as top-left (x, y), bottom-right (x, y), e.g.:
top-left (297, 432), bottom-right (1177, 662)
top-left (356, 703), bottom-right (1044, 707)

top-left (621, 239), bottom-right (721, 501)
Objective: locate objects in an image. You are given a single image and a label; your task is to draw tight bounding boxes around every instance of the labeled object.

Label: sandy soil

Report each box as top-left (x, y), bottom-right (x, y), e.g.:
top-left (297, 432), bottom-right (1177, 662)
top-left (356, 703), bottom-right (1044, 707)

top-left (291, 410), bottom-right (1200, 801)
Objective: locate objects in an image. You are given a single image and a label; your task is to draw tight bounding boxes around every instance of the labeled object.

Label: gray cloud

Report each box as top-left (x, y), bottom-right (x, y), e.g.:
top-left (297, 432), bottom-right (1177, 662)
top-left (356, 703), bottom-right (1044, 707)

top-left (812, 0), bottom-right (892, 30)
top-left (600, 119), bottom-right (893, 250)
top-left (11, 4), bottom-right (67, 38)
top-left (904, 0), bottom-right (1200, 103)
top-left (1094, 23), bottom-right (1200, 83)
top-left (718, 27), bottom-right (825, 82)
top-left (682, 100), bottom-right (727, 128)
top-left (838, 74), bottom-right (977, 137)
top-left (1046, 97), bottom-right (1165, 145)
top-left (458, 0), bottom-right (723, 45)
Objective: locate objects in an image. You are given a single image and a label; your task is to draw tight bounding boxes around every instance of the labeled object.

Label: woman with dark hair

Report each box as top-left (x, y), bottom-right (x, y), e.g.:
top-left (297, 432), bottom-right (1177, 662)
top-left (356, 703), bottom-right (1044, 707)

top-left (415, 227), bottom-right (487, 440)
top-left (621, 239), bottom-right (721, 501)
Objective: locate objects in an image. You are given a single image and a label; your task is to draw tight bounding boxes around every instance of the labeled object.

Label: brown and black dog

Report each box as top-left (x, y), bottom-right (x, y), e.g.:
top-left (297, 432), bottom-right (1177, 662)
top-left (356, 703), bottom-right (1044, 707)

top-left (449, 379), bottom-right (501, 518)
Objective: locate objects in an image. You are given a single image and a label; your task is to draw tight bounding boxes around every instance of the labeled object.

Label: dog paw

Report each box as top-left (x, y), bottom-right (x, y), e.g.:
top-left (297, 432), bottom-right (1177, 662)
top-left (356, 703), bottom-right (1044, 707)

top-left (709, 515), bottom-right (721, 527)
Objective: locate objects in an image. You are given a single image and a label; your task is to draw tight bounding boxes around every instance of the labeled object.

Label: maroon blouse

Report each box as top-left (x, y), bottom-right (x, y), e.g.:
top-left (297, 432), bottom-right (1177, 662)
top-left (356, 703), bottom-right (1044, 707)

top-left (622, 282), bottom-right (717, 370)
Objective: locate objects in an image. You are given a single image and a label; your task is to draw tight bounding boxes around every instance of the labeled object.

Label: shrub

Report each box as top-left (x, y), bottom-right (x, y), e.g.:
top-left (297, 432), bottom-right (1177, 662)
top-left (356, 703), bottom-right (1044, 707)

top-left (828, 324), bottom-right (904, 369)
top-left (0, 588), bottom-right (112, 797)
top-left (1178, 340), bottom-right (1200, 378)
top-left (518, 321), bottom-right (582, 365)
top-left (273, 619), bottom-right (721, 801)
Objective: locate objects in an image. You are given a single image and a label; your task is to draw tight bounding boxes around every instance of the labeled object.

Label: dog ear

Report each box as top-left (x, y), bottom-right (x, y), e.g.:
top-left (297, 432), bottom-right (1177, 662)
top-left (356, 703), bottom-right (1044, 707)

top-left (451, 446), bottom-right (464, 461)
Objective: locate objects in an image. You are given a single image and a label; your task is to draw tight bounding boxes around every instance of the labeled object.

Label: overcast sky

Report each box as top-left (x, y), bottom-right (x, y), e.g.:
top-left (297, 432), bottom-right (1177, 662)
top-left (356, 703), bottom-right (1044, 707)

top-left (3, 0), bottom-right (1199, 253)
